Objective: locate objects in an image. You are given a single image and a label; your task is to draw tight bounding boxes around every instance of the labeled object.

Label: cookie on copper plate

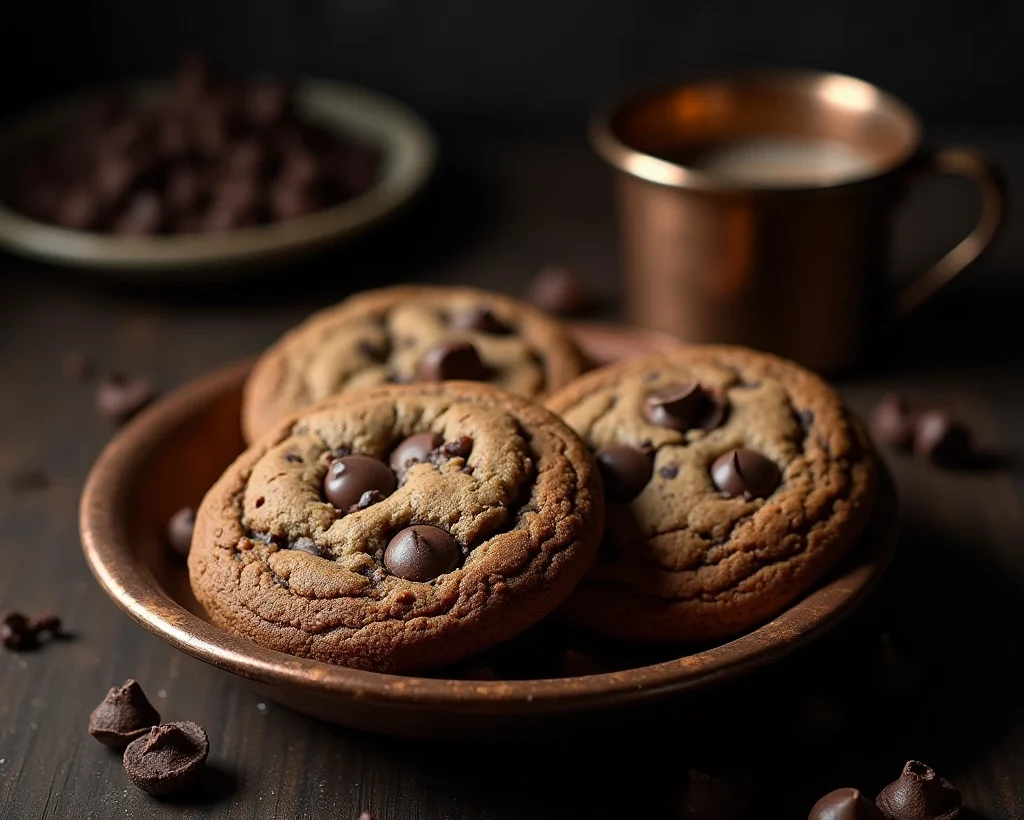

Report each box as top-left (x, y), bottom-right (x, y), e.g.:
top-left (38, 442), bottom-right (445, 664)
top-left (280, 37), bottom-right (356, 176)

top-left (241, 285), bottom-right (587, 443)
top-left (189, 381), bottom-right (604, 673)
top-left (544, 345), bottom-right (878, 643)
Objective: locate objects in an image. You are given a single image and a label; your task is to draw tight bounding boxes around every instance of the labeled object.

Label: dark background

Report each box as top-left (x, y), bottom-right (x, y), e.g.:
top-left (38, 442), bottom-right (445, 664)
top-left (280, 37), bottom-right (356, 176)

top-left (6, 0), bottom-right (1024, 130)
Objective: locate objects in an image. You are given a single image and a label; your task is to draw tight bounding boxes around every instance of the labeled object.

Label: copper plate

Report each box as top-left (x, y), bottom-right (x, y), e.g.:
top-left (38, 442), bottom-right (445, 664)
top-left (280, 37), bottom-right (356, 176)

top-left (79, 323), bottom-right (896, 738)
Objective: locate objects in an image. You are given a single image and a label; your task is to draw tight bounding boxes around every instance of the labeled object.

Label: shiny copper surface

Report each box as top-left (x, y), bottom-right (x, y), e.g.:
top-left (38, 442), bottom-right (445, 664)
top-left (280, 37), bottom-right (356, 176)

top-left (591, 69), bottom-right (1005, 373)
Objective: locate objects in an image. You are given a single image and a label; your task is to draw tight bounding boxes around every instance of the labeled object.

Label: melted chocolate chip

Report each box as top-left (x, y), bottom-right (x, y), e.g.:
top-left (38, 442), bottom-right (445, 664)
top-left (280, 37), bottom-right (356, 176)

top-left (644, 383), bottom-right (727, 432)
top-left (384, 525), bottom-right (461, 582)
top-left (166, 507), bottom-right (195, 559)
top-left (123, 721), bottom-right (209, 796)
top-left (390, 432), bottom-right (443, 473)
top-left (913, 411), bottom-right (972, 468)
top-left (710, 448), bottom-right (780, 499)
top-left (416, 340), bottom-right (490, 382)
top-left (871, 393), bottom-right (915, 450)
top-left (449, 306), bottom-right (513, 335)
top-left (322, 455), bottom-right (396, 510)
top-left (595, 446), bottom-right (653, 502)
top-left (809, 788), bottom-right (886, 820)
top-left (876, 761), bottom-right (962, 820)
top-left (88, 679), bottom-right (161, 748)
top-left (347, 489), bottom-right (386, 513)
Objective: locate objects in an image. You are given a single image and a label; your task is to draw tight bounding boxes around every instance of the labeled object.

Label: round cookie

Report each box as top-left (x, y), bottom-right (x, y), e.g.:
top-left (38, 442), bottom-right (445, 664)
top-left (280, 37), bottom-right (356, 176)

top-left (545, 345), bottom-right (878, 643)
top-left (241, 285), bottom-right (587, 443)
top-left (189, 381), bottom-right (604, 673)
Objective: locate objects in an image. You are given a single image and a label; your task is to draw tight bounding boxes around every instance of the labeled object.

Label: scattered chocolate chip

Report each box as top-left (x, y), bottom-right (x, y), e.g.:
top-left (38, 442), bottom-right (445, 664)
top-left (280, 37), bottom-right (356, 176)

top-left (88, 679), bottom-right (161, 748)
top-left (290, 537), bottom-right (321, 556)
top-left (876, 761), bottom-right (961, 820)
top-left (166, 507), bottom-right (195, 559)
top-left (913, 411), bottom-right (972, 468)
top-left (123, 721), bottom-right (209, 796)
top-left (62, 350), bottom-right (94, 381)
top-left (870, 393), bottom-right (916, 450)
top-left (810, 788), bottom-right (886, 820)
top-left (7, 467), bottom-right (50, 493)
top-left (322, 455), bottom-right (396, 510)
top-left (644, 383), bottom-right (727, 432)
top-left (526, 265), bottom-right (589, 315)
top-left (677, 768), bottom-right (751, 820)
top-left (449, 306), bottom-right (513, 335)
top-left (710, 448), bottom-right (780, 499)
top-left (347, 489), bottom-right (386, 513)
top-left (659, 464), bottom-right (679, 480)
top-left (384, 525), bottom-right (461, 582)
top-left (416, 340), bottom-right (490, 382)
top-left (95, 374), bottom-right (155, 423)
top-left (1, 612), bottom-right (36, 650)
top-left (390, 432), bottom-right (443, 473)
top-left (595, 446), bottom-right (652, 502)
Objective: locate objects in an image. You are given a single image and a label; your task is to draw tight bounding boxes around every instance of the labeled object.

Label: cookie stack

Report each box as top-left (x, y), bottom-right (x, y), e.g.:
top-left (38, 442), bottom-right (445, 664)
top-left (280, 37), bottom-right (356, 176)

top-left (187, 285), bottom-right (878, 675)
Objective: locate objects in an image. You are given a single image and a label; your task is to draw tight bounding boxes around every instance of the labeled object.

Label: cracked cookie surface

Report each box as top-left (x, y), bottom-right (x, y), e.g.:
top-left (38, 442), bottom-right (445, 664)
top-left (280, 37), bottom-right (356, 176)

top-left (189, 381), bottom-right (603, 673)
top-left (241, 285), bottom-right (587, 443)
top-left (545, 345), bottom-right (878, 643)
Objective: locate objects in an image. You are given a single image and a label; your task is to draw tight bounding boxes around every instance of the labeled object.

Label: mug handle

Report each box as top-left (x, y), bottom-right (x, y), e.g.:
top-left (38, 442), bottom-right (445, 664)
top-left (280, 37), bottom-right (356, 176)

top-left (890, 146), bottom-right (1006, 321)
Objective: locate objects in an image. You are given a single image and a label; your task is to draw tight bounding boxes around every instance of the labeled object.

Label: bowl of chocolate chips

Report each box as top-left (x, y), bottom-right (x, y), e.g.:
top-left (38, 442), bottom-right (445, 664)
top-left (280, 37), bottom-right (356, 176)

top-left (0, 55), bottom-right (436, 275)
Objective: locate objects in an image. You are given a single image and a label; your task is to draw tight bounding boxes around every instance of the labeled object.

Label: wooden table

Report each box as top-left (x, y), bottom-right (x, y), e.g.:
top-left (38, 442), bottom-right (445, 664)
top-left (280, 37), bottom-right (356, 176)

top-left (1, 134), bottom-right (1022, 819)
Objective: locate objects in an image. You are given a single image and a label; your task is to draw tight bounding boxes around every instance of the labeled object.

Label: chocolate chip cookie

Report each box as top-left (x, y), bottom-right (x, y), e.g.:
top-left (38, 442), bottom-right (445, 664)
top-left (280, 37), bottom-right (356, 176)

top-left (189, 381), bottom-right (603, 673)
top-left (241, 285), bottom-right (587, 443)
top-left (545, 345), bottom-right (877, 643)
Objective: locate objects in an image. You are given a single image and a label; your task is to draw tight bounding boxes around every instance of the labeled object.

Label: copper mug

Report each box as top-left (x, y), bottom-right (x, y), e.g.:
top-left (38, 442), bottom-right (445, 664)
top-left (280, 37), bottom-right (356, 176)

top-left (590, 70), bottom-right (1005, 373)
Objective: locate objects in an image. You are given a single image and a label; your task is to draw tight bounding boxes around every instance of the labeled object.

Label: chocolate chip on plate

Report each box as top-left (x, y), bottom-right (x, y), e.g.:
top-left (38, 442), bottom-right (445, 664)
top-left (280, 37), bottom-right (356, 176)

top-left (809, 787), bottom-right (886, 820)
top-left (95, 374), bottom-right (155, 423)
top-left (123, 721), bottom-right (210, 796)
top-left (88, 679), bottom-right (161, 748)
top-left (677, 768), bottom-right (751, 820)
top-left (166, 507), bottom-right (196, 559)
top-left (449, 306), bottom-right (513, 335)
top-left (644, 383), bottom-right (727, 432)
top-left (595, 446), bottom-right (652, 502)
top-left (913, 411), bottom-right (972, 468)
top-left (323, 455), bottom-right (396, 510)
top-left (870, 393), bottom-right (916, 450)
top-left (710, 448), bottom-right (780, 499)
top-left (416, 340), bottom-right (490, 382)
top-left (525, 265), bottom-right (589, 315)
top-left (876, 761), bottom-right (961, 820)
top-left (389, 432), bottom-right (443, 474)
top-left (384, 525), bottom-right (461, 582)
top-left (1, 612), bottom-right (36, 650)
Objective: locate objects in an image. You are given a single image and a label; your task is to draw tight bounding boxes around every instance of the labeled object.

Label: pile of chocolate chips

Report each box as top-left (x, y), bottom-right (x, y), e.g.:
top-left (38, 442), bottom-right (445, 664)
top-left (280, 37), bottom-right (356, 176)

top-left (14, 54), bottom-right (381, 235)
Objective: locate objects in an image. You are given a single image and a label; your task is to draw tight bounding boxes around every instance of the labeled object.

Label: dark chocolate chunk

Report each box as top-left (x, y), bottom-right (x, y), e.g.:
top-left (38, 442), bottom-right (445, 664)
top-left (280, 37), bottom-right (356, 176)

top-left (595, 446), bottom-right (653, 502)
top-left (1, 612), bottom-right (35, 650)
top-left (347, 489), bottom-right (386, 513)
top-left (166, 507), bottom-right (196, 559)
top-left (390, 432), bottom-right (443, 473)
top-left (88, 679), bottom-right (161, 748)
top-left (449, 306), bottom-right (513, 335)
top-left (659, 464), bottom-right (679, 480)
top-left (810, 788), bottom-right (886, 820)
top-left (384, 525), bottom-right (461, 582)
top-left (123, 721), bottom-right (209, 796)
top-left (416, 340), bottom-right (489, 382)
top-left (322, 455), bottom-right (396, 511)
top-left (870, 393), bottom-right (916, 450)
top-left (710, 448), bottom-right (781, 499)
top-left (95, 374), bottom-right (155, 423)
top-left (913, 411), bottom-right (972, 468)
top-left (678, 768), bottom-right (751, 820)
top-left (644, 383), bottom-right (727, 432)
top-left (526, 265), bottom-right (589, 315)
top-left (876, 761), bottom-right (962, 820)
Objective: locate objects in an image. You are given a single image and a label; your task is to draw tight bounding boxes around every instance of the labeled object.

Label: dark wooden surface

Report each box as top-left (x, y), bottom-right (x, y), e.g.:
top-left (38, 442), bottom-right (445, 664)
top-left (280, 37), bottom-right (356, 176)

top-left (1, 132), bottom-right (1023, 819)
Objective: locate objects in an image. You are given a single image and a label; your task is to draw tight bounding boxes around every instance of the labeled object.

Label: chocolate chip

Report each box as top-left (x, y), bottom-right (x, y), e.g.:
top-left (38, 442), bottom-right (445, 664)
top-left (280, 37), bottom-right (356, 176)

top-left (390, 432), bottom-right (443, 473)
top-left (595, 446), bottom-right (652, 502)
top-left (88, 679), bottom-right (161, 748)
top-left (439, 437), bottom-right (473, 460)
top-left (384, 525), bottom-right (461, 582)
top-left (55, 187), bottom-right (102, 230)
top-left (285, 453), bottom-right (304, 463)
top-left (290, 537), bottom-right (321, 556)
top-left (113, 190), bottom-right (164, 235)
top-left (123, 721), bottom-right (209, 796)
top-left (449, 306), bottom-right (513, 335)
top-left (1, 612), bottom-right (35, 650)
top-left (710, 448), bottom-right (780, 499)
top-left (678, 768), bottom-right (751, 820)
top-left (95, 374), bottom-right (155, 423)
top-left (525, 265), bottom-right (589, 315)
top-left (913, 411), bottom-right (972, 468)
top-left (876, 761), bottom-right (961, 820)
top-left (871, 393), bottom-right (916, 450)
top-left (7, 467), bottom-right (50, 493)
top-left (416, 340), bottom-right (490, 382)
top-left (644, 383), bottom-right (727, 432)
top-left (323, 455), bottom-right (396, 511)
top-left (62, 350), bottom-right (95, 381)
top-left (659, 464), bottom-right (679, 480)
top-left (347, 490), bottom-right (386, 513)
top-left (809, 788), bottom-right (886, 820)
top-left (245, 82), bottom-right (292, 127)
top-left (29, 614), bottom-right (62, 637)
top-left (166, 507), bottom-right (195, 559)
